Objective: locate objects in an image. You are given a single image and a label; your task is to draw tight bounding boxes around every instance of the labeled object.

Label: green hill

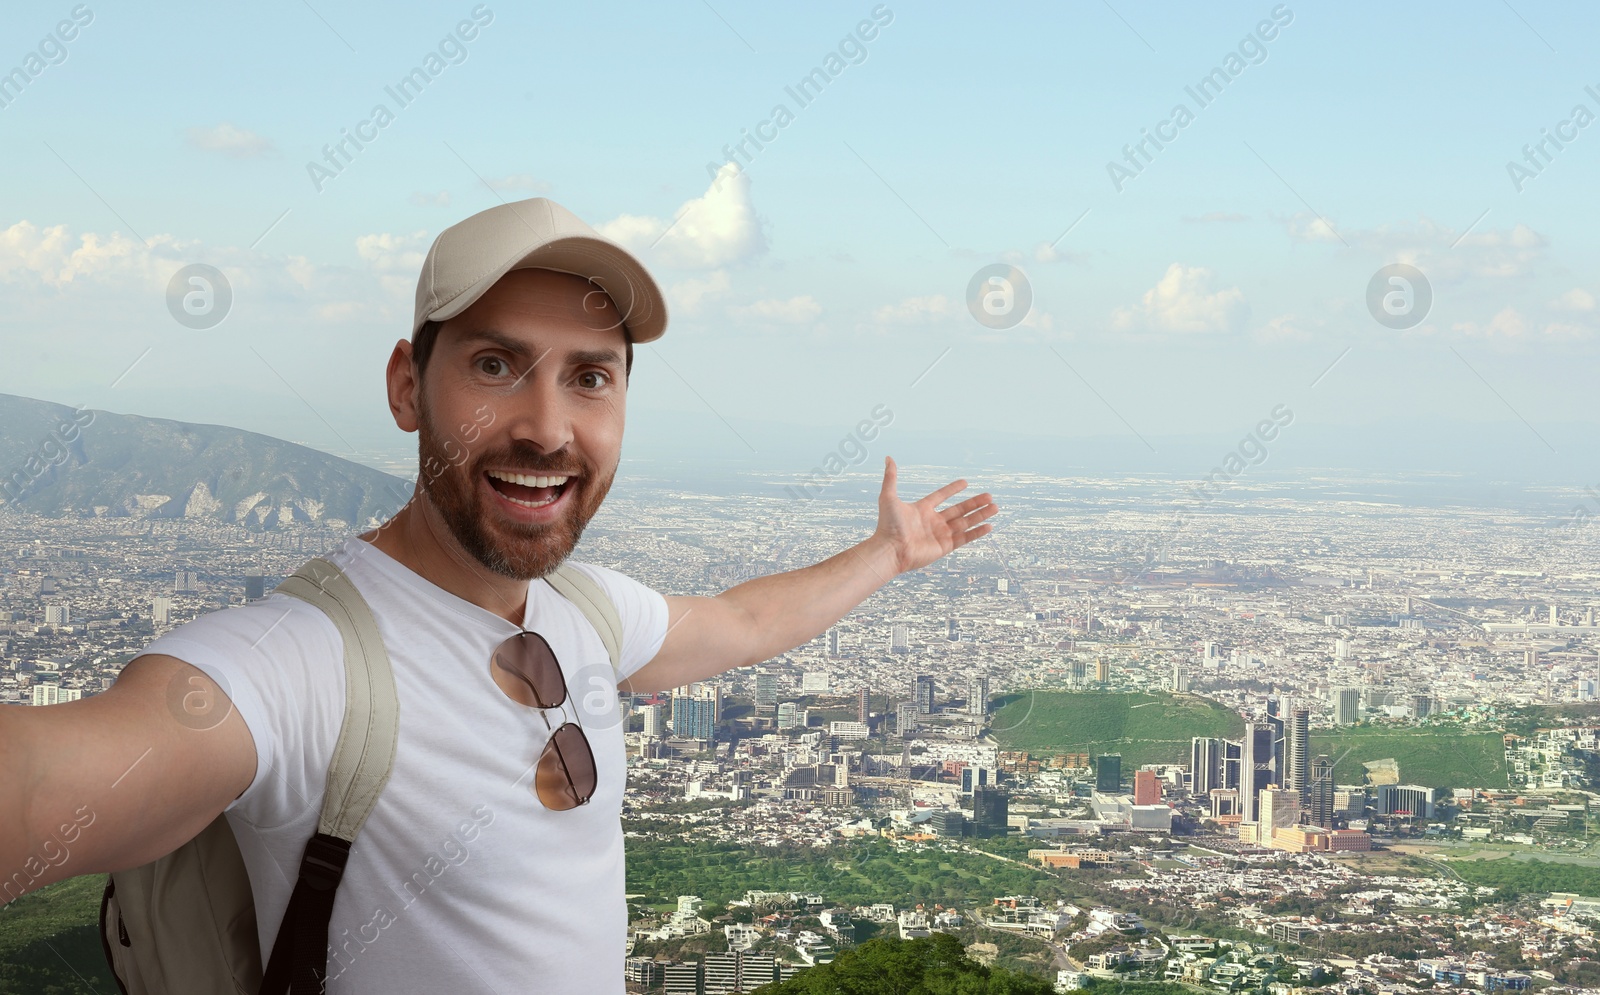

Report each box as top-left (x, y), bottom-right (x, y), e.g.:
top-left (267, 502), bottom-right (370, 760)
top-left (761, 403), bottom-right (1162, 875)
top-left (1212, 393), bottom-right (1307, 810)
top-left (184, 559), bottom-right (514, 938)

top-left (0, 874), bottom-right (118, 994)
top-left (1312, 729), bottom-right (1508, 790)
top-left (990, 691), bottom-right (1244, 767)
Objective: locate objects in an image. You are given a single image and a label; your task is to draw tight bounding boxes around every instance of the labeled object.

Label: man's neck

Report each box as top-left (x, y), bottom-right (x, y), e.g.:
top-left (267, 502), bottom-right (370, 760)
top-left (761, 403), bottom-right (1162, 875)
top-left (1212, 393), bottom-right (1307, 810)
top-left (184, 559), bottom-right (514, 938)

top-left (360, 496), bottom-right (528, 626)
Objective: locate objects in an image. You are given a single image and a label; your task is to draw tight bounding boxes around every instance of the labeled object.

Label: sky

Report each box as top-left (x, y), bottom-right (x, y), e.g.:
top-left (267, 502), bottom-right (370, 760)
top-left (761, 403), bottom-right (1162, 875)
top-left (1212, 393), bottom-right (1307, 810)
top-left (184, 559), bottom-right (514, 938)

top-left (3, 1), bottom-right (1599, 495)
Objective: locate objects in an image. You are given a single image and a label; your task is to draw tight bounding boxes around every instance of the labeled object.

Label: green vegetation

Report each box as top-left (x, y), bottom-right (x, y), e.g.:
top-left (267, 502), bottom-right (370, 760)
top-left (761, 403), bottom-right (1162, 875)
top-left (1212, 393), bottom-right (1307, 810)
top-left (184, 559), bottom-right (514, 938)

top-left (1505, 702), bottom-right (1600, 736)
top-left (751, 933), bottom-right (1055, 994)
top-left (1450, 858), bottom-right (1600, 899)
top-left (0, 874), bottom-right (118, 995)
top-left (1312, 729), bottom-right (1508, 789)
top-left (626, 837), bottom-right (1063, 908)
top-left (990, 691), bottom-right (1243, 767)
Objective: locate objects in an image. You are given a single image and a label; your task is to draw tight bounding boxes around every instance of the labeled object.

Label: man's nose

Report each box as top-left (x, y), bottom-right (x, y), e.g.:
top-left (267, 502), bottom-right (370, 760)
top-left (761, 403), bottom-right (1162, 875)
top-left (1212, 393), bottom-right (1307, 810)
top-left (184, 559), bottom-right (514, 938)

top-left (504, 379), bottom-right (574, 455)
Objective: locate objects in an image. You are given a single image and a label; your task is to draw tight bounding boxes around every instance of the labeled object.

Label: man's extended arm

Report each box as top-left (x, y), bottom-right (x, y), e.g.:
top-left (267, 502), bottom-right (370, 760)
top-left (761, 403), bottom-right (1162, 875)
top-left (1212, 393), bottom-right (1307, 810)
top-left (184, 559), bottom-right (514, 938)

top-left (622, 457), bottom-right (997, 694)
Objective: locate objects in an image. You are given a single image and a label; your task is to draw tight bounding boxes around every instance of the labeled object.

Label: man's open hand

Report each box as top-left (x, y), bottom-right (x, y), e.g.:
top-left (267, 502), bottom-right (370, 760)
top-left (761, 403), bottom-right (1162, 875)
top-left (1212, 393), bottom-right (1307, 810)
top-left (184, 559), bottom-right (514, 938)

top-left (873, 456), bottom-right (999, 575)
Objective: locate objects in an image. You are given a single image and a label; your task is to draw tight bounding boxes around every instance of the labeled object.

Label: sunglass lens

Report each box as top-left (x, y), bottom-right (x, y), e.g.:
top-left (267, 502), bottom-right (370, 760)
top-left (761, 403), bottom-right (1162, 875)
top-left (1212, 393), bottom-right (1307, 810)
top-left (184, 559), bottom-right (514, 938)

top-left (491, 631), bottom-right (565, 708)
top-left (535, 723), bottom-right (597, 811)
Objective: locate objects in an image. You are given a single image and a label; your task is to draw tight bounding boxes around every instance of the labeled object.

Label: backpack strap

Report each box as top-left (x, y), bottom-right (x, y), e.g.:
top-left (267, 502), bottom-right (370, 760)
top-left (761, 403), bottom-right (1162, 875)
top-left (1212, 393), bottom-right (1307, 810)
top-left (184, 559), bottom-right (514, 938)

top-left (259, 557), bottom-right (399, 995)
top-left (544, 564), bottom-right (622, 672)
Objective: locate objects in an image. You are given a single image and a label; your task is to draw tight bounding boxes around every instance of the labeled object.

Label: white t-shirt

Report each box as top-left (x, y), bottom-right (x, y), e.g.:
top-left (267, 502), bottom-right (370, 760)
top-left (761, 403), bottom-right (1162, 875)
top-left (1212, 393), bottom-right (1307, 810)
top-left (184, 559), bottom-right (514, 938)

top-left (140, 536), bottom-right (669, 993)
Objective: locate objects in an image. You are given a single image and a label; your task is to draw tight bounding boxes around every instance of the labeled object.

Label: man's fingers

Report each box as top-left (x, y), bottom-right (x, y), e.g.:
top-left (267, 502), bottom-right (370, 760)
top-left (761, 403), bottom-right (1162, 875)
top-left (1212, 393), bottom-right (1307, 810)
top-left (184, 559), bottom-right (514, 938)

top-left (941, 493), bottom-right (995, 518)
top-left (880, 456), bottom-right (898, 497)
top-left (923, 478), bottom-right (968, 507)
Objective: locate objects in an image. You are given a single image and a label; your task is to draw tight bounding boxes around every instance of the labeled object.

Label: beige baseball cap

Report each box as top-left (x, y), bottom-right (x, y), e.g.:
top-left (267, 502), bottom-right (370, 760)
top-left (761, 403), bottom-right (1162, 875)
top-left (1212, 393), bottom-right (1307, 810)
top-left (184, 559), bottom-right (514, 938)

top-left (412, 197), bottom-right (667, 343)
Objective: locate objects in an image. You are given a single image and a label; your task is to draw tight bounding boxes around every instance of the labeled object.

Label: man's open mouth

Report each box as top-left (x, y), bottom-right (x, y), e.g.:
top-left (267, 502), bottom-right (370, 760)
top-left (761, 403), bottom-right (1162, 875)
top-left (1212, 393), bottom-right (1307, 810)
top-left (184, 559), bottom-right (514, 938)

top-left (485, 469), bottom-right (572, 509)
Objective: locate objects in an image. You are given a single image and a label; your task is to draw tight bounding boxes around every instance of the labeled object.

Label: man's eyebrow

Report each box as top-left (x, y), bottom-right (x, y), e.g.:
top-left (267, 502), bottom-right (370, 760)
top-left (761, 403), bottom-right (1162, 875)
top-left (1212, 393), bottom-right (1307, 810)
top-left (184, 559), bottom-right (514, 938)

top-left (457, 329), bottom-right (623, 367)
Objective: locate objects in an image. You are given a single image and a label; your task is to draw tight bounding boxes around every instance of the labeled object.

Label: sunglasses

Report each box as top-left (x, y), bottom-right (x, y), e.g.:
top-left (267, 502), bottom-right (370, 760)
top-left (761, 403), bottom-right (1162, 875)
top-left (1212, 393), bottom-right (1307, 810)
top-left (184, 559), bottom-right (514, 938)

top-left (489, 630), bottom-right (596, 810)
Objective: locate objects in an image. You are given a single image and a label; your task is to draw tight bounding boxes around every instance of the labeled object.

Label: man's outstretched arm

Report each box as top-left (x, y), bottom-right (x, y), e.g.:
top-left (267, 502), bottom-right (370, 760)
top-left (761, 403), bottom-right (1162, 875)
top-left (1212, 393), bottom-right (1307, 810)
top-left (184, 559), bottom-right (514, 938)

top-left (622, 457), bottom-right (998, 694)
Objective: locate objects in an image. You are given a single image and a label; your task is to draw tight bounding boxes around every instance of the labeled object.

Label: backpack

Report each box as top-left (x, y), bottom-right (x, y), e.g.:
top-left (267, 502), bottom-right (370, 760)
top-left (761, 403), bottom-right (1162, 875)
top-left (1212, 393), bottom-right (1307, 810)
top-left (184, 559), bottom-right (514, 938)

top-left (99, 555), bottom-right (625, 995)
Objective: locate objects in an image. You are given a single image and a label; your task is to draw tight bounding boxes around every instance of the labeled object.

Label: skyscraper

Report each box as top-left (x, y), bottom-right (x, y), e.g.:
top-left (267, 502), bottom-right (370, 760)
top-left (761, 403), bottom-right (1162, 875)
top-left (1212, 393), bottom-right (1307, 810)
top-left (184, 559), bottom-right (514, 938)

top-left (671, 695), bottom-right (715, 741)
top-left (1133, 770), bottom-right (1162, 805)
top-left (244, 568), bottom-right (265, 601)
top-left (754, 673), bottom-right (779, 714)
top-left (857, 686), bottom-right (870, 723)
top-left (1191, 737), bottom-right (1221, 796)
top-left (914, 675), bottom-right (935, 714)
top-left (1409, 694), bottom-right (1432, 719)
top-left (890, 624), bottom-right (909, 654)
top-left (1094, 657), bottom-right (1110, 684)
top-left (1259, 786), bottom-right (1301, 832)
top-left (1094, 754), bottom-right (1121, 792)
top-left (1333, 688), bottom-right (1361, 725)
top-left (1284, 707), bottom-right (1310, 793)
top-left (641, 702), bottom-right (666, 738)
top-left (971, 786), bottom-right (1008, 838)
top-left (1171, 660), bottom-right (1189, 693)
top-left (1071, 658), bottom-right (1087, 686)
top-left (967, 676), bottom-right (989, 716)
top-left (896, 701), bottom-right (918, 736)
top-left (947, 618), bottom-right (959, 641)
top-left (1307, 754), bottom-right (1335, 828)
top-left (151, 596), bottom-right (172, 627)
top-left (827, 626), bottom-right (840, 657)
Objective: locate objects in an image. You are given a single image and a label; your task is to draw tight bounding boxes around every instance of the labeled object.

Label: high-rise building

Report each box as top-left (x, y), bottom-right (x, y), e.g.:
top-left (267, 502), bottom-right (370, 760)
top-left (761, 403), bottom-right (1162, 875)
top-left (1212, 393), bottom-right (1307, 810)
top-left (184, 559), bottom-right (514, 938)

top-left (896, 701), bottom-right (918, 736)
top-left (1376, 784), bottom-right (1435, 819)
top-left (947, 618), bottom-right (959, 641)
top-left (703, 951), bottom-right (740, 993)
top-left (1171, 660), bottom-right (1189, 693)
top-left (1191, 737), bottom-right (1221, 796)
top-left (1071, 658), bottom-right (1087, 686)
top-left (1333, 687), bottom-right (1361, 725)
top-left (44, 604), bottom-right (70, 626)
top-left (827, 626), bottom-right (840, 657)
top-left (1133, 770), bottom-right (1162, 805)
top-left (1240, 721), bottom-right (1265, 822)
top-left (244, 568), bottom-right (265, 601)
top-left (960, 766), bottom-right (994, 795)
top-left (1094, 754), bottom-right (1121, 792)
top-left (967, 676), bottom-right (989, 716)
top-left (31, 683), bottom-right (81, 706)
top-left (777, 702), bottom-right (801, 730)
top-left (740, 954), bottom-right (778, 990)
top-left (754, 673), bottom-right (779, 714)
top-left (174, 569), bottom-right (199, 594)
top-left (1284, 707), bottom-right (1310, 793)
top-left (1222, 737), bottom-right (1243, 790)
top-left (1259, 786), bottom-right (1301, 831)
top-left (801, 670), bottom-right (831, 693)
top-left (1094, 657), bottom-right (1110, 684)
top-left (996, 577), bottom-right (1009, 593)
top-left (671, 695), bottom-right (715, 741)
top-left (857, 686), bottom-right (870, 723)
top-left (890, 624), bottom-right (910, 654)
top-left (662, 961), bottom-right (700, 995)
top-left (1409, 694), bottom-right (1432, 719)
top-left (971, 786), bottom-right (1009, 837)
top-left (1307, 754), bottom-right (1335, 828)
top-left (914, 675), bottom-right (935, 714)
top-left (641, 702), bottom-right (666, 738)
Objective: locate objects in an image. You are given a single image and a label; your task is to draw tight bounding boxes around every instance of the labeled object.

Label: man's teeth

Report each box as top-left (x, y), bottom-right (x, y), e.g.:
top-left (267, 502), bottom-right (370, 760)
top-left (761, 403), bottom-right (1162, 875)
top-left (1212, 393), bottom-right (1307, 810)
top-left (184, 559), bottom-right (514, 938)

top-left (487, 470), bottom-right (570, 488)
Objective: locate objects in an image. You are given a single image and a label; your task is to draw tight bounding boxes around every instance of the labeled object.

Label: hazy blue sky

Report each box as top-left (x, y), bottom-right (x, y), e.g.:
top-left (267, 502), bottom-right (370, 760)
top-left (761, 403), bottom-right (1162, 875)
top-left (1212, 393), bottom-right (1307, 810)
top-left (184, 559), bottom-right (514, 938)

top-left (2, 1), bottom-right (1597, 486)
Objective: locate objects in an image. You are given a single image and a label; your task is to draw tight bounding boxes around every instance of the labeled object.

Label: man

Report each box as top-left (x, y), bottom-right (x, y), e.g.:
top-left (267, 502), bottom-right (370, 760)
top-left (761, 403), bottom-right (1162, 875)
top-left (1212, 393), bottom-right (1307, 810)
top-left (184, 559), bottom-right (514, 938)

top-left (0, 197), bottom-right (998, 991)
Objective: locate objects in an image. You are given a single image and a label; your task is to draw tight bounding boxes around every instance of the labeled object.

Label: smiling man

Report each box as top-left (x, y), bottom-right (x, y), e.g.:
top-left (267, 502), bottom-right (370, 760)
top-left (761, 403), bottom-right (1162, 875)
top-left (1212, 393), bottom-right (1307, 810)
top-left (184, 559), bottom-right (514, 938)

top-left (0, 197), bottom-right (998, 993)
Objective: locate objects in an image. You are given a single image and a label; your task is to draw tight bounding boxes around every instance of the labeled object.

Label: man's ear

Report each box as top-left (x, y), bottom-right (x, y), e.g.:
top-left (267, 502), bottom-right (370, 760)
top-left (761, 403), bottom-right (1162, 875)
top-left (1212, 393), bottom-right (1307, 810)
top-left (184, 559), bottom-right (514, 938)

top-left (387, 339), bottom-right (421, 433)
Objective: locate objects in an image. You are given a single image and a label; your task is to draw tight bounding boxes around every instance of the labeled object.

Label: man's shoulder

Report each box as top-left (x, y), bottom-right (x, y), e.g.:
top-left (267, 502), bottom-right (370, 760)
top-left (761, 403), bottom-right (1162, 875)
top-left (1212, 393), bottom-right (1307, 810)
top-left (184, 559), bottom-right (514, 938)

top-left (144, 590), bottom-right (343, 661)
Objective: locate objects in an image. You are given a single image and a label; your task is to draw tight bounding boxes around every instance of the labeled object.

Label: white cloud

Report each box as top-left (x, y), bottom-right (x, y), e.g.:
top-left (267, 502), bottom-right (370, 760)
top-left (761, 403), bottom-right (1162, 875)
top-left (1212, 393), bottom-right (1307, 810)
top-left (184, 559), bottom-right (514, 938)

top-left (1450, 307), bottom-right (1590, 340)
top-left (873, 294), bottom-right (956, 324)
top-left (185, 123), bottom-right (274, 159)
top-left (411, 190), bottom-right (451, 208)
top-left (1112, 263), bottom-right (1247, 334)
top-left (1552, 288), bottom-right (1595, 312)
top-left (0, 221), bottom-right (175, 288)
top-left (1256, 313), bottom-right (1316, 342)
top-left (597, 163), bottom-right (765, 270)
top-left (728, 295), bottom-right (821, 324)
top-left (667, 270), bottom-right (732, 315)
top-left (482, 173), bottom-right (551, 194)
top-left (1278, 213), bottom-right (1550, 281)
top-left (355, 230), bottom-right (429, 300)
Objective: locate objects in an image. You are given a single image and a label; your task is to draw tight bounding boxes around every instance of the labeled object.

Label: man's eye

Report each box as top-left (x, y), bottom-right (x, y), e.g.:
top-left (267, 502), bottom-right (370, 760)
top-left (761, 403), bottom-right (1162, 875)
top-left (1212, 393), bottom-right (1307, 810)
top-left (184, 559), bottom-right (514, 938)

top-left (478, 357), bottom-right (512, 377)
top-left (579, 371), bottom-right (610, 390)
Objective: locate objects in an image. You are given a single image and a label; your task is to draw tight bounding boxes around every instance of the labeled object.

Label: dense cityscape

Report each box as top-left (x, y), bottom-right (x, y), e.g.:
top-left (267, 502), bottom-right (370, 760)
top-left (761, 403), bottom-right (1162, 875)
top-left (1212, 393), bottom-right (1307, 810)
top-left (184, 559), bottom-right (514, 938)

top-left (4, 469), bottom-right (1600, 993)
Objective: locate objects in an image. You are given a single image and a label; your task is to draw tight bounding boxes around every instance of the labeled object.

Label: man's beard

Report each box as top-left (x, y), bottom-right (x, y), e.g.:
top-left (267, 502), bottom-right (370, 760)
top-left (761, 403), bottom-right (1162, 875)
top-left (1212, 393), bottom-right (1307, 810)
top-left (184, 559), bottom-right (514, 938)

top-left (415, 400), bottom-right (615, 580)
